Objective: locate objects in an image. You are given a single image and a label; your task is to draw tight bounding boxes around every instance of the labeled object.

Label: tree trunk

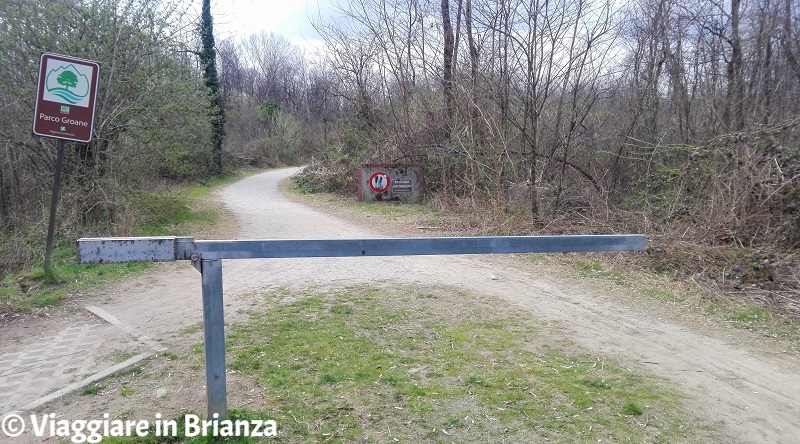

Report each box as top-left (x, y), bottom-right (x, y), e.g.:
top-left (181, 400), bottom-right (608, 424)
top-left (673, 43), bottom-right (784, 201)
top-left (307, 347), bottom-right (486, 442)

top-left (441, 0), bottom-right (455, 132)
top-left (783, 0), bottom-right (800, 84)
top-left (725, 0), bottom-right (745, 130)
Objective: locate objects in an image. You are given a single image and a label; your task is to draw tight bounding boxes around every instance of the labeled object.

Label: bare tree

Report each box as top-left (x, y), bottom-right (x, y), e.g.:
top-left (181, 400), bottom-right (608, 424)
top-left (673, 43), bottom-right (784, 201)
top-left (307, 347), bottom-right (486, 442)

top-left (442, 0), bottom-right (455, 125)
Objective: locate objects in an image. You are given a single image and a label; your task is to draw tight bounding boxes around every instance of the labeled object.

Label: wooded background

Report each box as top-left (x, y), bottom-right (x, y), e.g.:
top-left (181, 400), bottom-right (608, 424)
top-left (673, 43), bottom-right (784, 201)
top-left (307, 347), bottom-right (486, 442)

top-left (1, 0), bottom-right (798, 291)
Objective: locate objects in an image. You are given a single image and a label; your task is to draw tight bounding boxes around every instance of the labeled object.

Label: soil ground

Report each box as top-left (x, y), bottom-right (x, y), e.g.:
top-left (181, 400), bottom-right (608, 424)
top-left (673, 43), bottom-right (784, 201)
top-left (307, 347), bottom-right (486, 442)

top-left (2, 167), bottom-right (799, 443)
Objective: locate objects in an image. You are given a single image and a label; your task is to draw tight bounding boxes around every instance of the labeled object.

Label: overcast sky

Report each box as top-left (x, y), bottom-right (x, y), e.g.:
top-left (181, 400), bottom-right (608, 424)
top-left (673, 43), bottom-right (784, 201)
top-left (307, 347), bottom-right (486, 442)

top-left (211, 0), bottom-right (338, 52)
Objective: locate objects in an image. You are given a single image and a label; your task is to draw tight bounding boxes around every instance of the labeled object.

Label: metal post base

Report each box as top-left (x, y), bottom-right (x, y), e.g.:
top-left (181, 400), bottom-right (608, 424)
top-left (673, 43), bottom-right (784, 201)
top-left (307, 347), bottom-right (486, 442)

top-left (200, 258), bottom-right (226, 419)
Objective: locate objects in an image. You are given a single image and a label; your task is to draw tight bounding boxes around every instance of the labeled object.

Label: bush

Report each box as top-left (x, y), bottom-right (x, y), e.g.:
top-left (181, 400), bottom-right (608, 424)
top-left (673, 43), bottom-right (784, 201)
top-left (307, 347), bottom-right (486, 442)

top-left (627, 125), bottom-right (800, 249)
top-left (293, 146), bottom-right (361, 194)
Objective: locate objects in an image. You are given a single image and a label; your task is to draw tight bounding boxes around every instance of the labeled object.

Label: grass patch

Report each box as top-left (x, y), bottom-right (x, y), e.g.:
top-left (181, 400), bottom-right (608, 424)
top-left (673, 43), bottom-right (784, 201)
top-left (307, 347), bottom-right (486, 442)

top-left (179, 323), bottom-right (203, 335)
top-left (220, 285), bottom-right (697, 443)
top-left (80, 384), bottom-right (103, 396)
top-left (185, 173), bottom-right (254, 200)
top-left (0, 247), bottom-right (151, 314)
top-left (102, 350), bottom-right (137, 365)
top-left (0, 174), bottom-right (246, 316)
top-left (726, 303), bottom-right (769, 330)
top-left (134, 192), bottom-right (204, 236)
top-left (119, 385), bottom-right (134, 397)
top-left (576, 260), bottom-right (628, 286)
top-left (622, 402), bottom-right (644, 416)
top-left (351, 201), bottom-right (432, 220)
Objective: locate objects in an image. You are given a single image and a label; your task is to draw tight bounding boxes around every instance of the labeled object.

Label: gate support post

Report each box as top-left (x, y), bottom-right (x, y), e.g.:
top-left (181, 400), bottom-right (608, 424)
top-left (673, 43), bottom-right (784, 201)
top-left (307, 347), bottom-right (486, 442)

top-left (199, 258), bottom-right (227, 419)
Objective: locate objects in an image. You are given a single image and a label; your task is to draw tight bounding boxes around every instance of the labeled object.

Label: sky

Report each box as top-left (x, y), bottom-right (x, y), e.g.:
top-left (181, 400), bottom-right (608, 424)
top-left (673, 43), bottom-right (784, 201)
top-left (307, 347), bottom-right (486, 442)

top-left (210, 0), bottom-right (338, 53)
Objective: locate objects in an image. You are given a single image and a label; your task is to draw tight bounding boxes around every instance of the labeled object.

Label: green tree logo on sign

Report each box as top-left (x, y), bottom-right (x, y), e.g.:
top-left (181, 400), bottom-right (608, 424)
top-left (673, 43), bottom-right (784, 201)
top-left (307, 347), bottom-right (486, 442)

top-left (56, 70), bottom-right (79, 90)
top-left (43, 63), bottom-right (92, 106)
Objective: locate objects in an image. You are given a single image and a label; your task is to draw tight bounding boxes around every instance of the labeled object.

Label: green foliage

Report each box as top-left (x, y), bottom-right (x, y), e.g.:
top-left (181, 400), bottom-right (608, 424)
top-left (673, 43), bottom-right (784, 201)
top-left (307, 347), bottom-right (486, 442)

top-left (131, 193), bottom-right (195, 233)
top-left (293, 145), bottom-right (363, 194)
top-left (628, 161), bottom-right (686, 210)
top-left (200, 0), bottom-right (225, 176)
top-left (0, 252), bottom-right (151, 314)
top-left (224, 94), bottom-right (308, 167)
top-left (627, 134), bottom-right (800, 249)
top-left (263, 112), bottom-right (305, 164)
top-left (260, 101), bottom-right (280, 123)
top-left (0, 177), bottom-right (231, 315)
top-left (0, 0), bottom-right (218, 276)
top-left (293, 117), bottom-right (390, 193)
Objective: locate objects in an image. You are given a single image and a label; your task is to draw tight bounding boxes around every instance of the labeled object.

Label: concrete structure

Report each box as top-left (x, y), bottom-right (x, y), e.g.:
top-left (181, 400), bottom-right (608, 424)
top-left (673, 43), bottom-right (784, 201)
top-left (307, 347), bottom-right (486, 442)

top-left (358, 163), bottom-right (423, 203)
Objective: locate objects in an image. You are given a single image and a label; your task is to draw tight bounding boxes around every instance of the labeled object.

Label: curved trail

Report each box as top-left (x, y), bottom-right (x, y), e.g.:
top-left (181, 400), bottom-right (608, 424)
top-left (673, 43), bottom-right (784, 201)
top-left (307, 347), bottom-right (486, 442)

top-left (218, 168), bottom-right (800, 443)
top-left (6, 168), bottom-right (797, 442)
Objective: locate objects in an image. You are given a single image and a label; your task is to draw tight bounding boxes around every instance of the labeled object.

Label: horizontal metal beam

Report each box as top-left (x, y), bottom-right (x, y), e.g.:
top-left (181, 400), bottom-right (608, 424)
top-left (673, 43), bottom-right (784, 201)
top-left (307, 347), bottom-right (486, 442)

top-left (78, 235), bottom-right (646, 264)
top-left (77, 236), bottom-right (194, 264)
top-left (193, 235), bottom-right (645, 259)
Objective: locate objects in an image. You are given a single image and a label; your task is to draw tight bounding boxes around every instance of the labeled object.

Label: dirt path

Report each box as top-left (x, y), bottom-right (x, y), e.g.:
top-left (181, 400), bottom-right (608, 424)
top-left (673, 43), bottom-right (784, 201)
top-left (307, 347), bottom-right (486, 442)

top-left (220, 168), bottom-right (800, 443)
top-left (4, 168), bottom-right (800, 443)
top-left (211, 168), bottom-right (800, 443)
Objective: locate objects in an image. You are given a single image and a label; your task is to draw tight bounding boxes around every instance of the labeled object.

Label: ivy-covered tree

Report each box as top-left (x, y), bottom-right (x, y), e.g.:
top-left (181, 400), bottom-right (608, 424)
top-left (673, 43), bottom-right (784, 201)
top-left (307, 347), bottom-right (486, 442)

top-left (200, 0), bottom-right (225, 176)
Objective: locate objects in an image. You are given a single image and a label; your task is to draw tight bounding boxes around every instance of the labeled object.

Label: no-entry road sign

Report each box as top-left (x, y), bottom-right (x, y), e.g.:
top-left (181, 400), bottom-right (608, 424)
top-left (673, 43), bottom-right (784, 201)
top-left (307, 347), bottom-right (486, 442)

top-left (368, 171), bottom-right (391, 193)
top-left (32, 52), bottom-right (100, 143)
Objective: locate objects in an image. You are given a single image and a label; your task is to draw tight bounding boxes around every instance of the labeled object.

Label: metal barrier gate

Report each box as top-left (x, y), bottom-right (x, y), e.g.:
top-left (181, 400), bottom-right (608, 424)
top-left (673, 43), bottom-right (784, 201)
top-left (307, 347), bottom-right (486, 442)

top-left (77, 234), bottom-right (646, 419)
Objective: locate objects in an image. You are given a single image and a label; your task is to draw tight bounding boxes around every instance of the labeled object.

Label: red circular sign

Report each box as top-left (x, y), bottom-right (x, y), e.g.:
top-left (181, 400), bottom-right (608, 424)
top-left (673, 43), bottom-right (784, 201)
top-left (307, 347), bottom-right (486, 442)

top-left (368, 171), bottom-right (391, 193)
